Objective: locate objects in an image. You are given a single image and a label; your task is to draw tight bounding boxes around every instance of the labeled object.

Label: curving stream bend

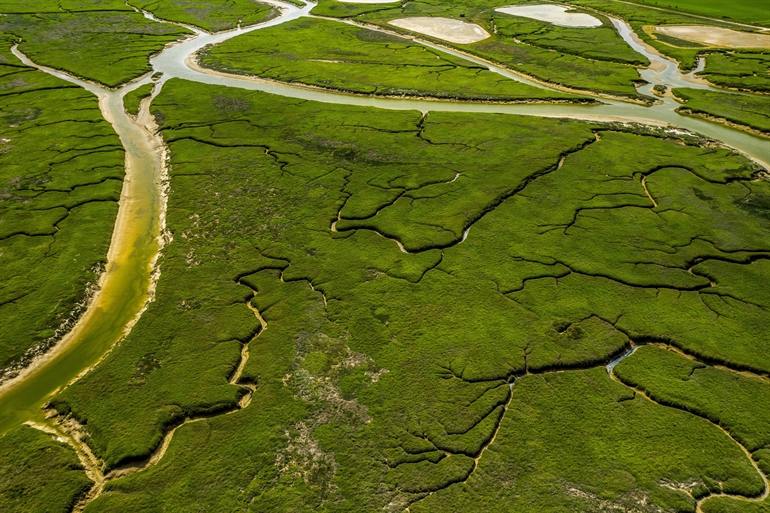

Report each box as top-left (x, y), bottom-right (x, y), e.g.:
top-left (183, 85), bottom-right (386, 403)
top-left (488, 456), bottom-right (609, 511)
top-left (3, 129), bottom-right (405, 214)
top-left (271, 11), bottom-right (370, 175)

top-left (0, 0), bottom-right (768, 507)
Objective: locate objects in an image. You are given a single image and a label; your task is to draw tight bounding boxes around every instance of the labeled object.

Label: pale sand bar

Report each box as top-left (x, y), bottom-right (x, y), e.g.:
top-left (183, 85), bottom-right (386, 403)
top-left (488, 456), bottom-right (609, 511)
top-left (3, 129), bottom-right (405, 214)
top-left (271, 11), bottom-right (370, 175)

top-left (495, 5), bottom-right (602, 28)
top-left (389, 17), bottom-right (491, 44)
top-left (655, 25), bottom-right (770, 48)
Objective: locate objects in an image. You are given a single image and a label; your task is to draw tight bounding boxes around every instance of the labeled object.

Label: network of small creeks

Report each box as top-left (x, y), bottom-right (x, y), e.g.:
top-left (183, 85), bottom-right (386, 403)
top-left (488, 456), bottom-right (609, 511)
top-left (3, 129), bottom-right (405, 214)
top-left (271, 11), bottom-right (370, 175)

top-left (1, 0), bottom-right (768, 510)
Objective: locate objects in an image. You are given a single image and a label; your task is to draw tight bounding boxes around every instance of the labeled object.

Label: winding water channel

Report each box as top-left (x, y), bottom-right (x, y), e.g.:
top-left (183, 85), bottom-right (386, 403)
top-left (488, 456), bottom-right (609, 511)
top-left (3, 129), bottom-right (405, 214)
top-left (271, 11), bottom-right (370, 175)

top-left (0, 0), bottom-right (768, 485)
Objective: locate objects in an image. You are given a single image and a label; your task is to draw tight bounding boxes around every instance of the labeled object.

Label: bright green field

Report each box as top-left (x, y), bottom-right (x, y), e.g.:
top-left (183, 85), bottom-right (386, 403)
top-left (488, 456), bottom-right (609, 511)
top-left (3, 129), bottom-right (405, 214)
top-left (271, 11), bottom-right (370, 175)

top-left (673, 88), bottom-right (770, 134)
top-left (622, 0), bottom-right (770, 27)
top-left (311, 0), bottom-right (650, 100)
top-left (200, 17), bottom-right (583, 102)
top-left (1, 0), bottom-right (769, 511)
top-left (39, 79), bottom-right (769, 512)
top-left (131, 0), bottom-right (278, 32)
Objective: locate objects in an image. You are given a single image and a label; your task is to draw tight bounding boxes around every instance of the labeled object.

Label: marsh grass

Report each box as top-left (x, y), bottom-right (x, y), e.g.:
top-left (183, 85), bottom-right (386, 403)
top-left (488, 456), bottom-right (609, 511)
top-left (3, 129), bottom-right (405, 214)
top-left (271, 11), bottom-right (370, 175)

top-left (200, 17), bottom-right (583, 102)
top-left (0, 425), bottom-right (92, 512)
top-left (310, 0), bottom-right (651, 99)
top-left (124, 83), bottom-right (154, 117)
top-left (131, 0), bottom-right (277, 32)
top-left (49, 80), bottom-right (770, 512)
top-left (0, 8), bottom-right (190, 87)
top-left (698, 52), bottom-right (770, 93)
top-left (673, 87), bottom-right (770, 133)
top-left (0, 39), bottom-right (124, 377)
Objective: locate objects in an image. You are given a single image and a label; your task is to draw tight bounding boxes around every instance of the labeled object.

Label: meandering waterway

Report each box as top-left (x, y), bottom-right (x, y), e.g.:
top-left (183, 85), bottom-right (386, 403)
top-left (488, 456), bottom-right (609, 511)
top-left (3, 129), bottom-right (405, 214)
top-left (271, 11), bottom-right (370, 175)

top-left (1, 0), bottom-right (768, 436)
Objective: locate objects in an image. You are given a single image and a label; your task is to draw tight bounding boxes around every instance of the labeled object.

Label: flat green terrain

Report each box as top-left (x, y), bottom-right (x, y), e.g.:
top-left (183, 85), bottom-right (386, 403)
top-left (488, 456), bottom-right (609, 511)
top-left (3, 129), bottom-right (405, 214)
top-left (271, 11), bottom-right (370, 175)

top-left (0, 38), bottom-right (124, 380)
top-left (131, 0), bottom-right (278, 32)
top-left (622, 0), bottom-right (770, 27)
top-left (673, 88), bottom-right (770, 134)
top-left (698, 52), bottom-right (770, 94)
top-left (310, 0), bottom-right (650, 99)
top-left (0, 425), bottom-right (91, 512)
top-left (1, 1), bottom-right (769, 511)
top-left (0, 9), bottom-right (190, 87)
top-left (567, 0), bottom-right (725, 70)
top-left (200, 17), bottom-right (583, 102)
top-left (43, 79), bottom-right (769, 512)
top-left (616, 345), bottom-right (770, 454)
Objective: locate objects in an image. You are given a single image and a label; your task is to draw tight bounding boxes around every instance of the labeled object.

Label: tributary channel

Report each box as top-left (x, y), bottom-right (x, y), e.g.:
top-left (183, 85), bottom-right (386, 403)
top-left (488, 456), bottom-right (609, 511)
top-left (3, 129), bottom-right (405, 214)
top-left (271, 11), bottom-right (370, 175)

top-left (0, 0), bottom-right (768, 433)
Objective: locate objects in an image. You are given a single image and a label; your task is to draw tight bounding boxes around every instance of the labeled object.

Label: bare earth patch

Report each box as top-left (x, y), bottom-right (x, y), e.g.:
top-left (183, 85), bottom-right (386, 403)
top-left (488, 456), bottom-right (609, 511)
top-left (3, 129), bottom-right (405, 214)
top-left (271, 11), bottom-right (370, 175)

top-left (655, 26), bottom-right (770, 48)
top-left (388, 17), bottom-right (491, 44)
top-left (495, 4), bottom-right (602, 28)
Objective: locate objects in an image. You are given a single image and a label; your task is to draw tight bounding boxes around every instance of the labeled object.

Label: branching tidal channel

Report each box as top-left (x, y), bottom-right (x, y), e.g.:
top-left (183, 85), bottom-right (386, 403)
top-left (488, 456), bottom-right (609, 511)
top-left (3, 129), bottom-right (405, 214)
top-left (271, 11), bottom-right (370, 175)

top-left (0, 0), bottom-right (767, 511)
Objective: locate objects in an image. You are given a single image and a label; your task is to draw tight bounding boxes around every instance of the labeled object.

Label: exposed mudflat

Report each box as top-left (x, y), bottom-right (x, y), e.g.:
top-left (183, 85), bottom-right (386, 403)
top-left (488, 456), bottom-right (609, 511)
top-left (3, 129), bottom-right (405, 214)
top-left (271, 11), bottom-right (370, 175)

top-left (655, 25), bottom-right (770, 48)
top-left (495, 4), bottom-right (602, 28)
top-left (388, 17), bottom-right (491, 44)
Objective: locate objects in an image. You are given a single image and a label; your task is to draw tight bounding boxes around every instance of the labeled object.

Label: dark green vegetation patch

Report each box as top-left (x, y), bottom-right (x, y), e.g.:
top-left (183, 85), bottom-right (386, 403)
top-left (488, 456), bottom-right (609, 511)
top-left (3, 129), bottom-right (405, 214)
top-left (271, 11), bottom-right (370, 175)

top-left (200, 17), bottom-right (582, 102)
top-left (0, 425), bottom-right (92, 512)
top-left (698, 52), bottom-right (770, 94)
top-left (673, 87), bottom-right (770, 134)
top-left (0, 38), bottom-right (123, 380)
top-left (46, 79), bottom-right (769, 512)
top-left (616, 345), bottom-right (770, 454)
top-left (124, 83), bottom-right (155, 117)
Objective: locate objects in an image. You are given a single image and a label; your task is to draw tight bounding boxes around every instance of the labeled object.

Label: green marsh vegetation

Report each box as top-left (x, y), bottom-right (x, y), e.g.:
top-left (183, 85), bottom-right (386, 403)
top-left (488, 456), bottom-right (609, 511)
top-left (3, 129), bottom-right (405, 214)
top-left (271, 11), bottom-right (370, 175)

top-left (46, 79), bottom-right (770, 512)
top-left (566, 0), bottom-right (736, 70)
top-left (130, 0), bottom-right (278, 32)
top-left (0, 3), bottom-right (190, 87)
top-left (310, 0), bottom-right (650, 100)
top-left (698, 52), bottom-right (770, 93)
top-left (123, 83), bottom-right (155, 117)
top-left (0, 425), bottom-right (92, 512)
top-left (621, 0), bottom-right (770, 28)
top-left (672, 88), bottom-right (770, 134)
top-left (0, 37), bottom-right (124, 381)
top-left (568, 0), bottom-right (770, 104)
top-left (200, 17), bottom-right (583, 102)
top-left (615, 345), bottom-right (770, 456)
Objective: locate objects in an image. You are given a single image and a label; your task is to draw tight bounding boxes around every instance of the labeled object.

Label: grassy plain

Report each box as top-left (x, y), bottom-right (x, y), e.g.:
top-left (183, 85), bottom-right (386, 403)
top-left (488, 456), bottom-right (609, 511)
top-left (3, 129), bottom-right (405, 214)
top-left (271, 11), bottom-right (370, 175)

top-left (200, 17), bottom-right (582, 102)
top-left (311, 0), bottom-right (648, 100)
top-left (698, 52), bottom-right (770, 93)
top-left (622, 0), bottom-right (770, 27)
top-left (0, 38), bottom-right (124, 379)
top-left (131, 0), bottom-right (277, 32)
top-left (0, 10), bottom-right (189, 87)
top-left (40, 79), bottom-right (769, 512)
top-left (566, 0), bottom-right (718, 69)
top-left (673, 88), bottom-right (770, 134)
top-left (615, 345), bottom-right (770, 453)
top-left (0, 425), bottom-right (91, 512)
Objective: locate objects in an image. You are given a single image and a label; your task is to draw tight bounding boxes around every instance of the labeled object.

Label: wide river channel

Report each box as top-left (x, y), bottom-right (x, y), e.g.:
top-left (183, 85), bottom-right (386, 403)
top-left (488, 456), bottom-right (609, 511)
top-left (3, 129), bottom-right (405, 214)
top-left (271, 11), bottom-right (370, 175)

top-left (0, 0), bottom-right (768, 432)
